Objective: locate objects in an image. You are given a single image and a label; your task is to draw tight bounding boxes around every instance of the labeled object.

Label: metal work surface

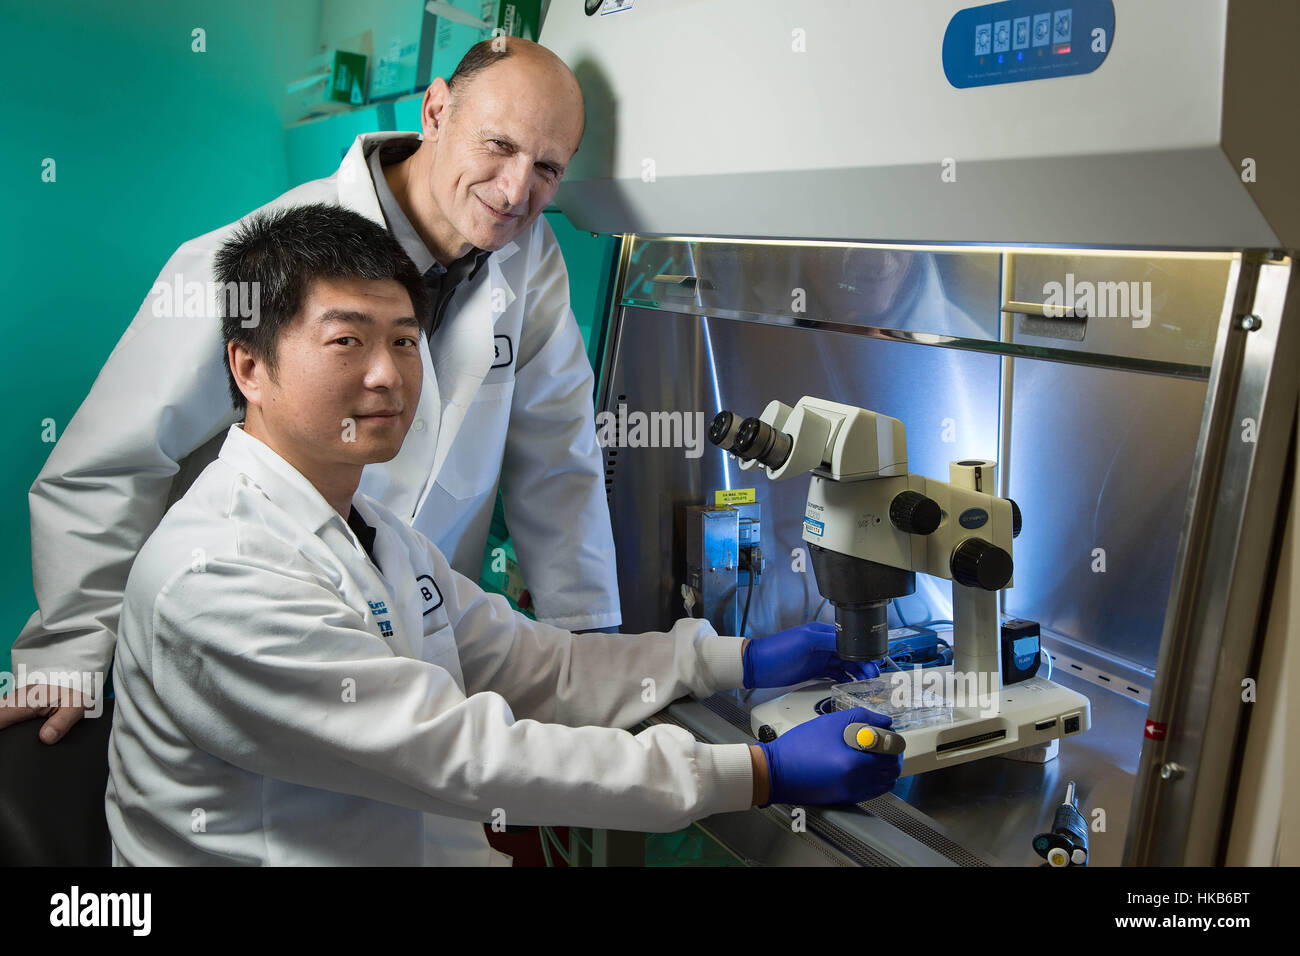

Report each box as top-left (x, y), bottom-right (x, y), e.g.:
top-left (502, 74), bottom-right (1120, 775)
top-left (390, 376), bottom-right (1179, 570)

top-left (891, 668), bottom-right (1145, 866)
top-left (660, 667), bottom-right (1143, 867)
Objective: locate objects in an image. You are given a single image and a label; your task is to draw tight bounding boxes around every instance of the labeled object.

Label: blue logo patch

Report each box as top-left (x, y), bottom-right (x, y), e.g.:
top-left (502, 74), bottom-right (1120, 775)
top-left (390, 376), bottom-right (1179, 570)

top-left (958, 508), bottom-right (989, 529)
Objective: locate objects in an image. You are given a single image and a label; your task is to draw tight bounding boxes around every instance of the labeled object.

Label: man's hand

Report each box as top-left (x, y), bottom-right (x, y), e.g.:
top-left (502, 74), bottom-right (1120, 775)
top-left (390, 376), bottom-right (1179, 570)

top-left (742, 621), bottom-right (881, 689)
top-left (755, 707), bottom-right (901, 806)
top-left (0, 684), bottom-right (89, 744)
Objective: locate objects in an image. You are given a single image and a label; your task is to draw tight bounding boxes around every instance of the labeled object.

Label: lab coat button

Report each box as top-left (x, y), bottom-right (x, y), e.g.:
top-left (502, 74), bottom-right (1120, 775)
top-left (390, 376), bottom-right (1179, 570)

top-left (413, 419), bottom-right (425, 432)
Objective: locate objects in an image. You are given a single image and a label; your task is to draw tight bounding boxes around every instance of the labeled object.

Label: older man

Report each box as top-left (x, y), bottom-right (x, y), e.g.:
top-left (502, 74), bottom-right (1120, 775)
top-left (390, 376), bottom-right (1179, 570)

top-left (4, 39), bottom-right (621, 743)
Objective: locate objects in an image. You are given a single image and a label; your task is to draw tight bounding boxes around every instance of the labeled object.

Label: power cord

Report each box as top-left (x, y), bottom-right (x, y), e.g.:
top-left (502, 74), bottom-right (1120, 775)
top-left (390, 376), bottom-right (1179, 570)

top-left (740, 571), bottom-right (756, 637)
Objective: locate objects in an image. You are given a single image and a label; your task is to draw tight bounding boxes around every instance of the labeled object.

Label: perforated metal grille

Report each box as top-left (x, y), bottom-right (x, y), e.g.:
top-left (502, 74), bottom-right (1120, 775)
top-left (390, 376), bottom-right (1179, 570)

top-left (858, 797), bottom-right (989, 867)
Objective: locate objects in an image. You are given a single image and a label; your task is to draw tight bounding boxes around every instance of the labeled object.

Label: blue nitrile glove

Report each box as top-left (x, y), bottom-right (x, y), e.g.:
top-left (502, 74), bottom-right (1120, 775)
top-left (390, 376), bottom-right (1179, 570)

top-left (758, 707), bottom-right (901, 806)
top-left (743, 621), bottom-right (881, 688)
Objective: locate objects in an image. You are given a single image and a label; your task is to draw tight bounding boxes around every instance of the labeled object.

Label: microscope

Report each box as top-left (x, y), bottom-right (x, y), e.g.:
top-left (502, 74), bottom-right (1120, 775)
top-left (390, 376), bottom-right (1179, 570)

top-left (710, 397), bottom-right (1090, 775)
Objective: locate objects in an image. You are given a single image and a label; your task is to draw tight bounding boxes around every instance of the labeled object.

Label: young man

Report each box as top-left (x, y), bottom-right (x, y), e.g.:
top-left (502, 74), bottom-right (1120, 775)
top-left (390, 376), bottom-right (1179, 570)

top-left (105, 204), bottom-right (898, 865)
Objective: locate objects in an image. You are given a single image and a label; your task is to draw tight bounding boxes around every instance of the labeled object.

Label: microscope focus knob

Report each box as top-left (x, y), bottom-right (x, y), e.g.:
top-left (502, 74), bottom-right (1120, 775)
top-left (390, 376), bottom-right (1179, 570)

top-left (951, 539), bottom-right (1013, 590)
top-left (890, 491), bottom-right (941, 535)
top-left (1007, 498), bottom-right (1023, 538)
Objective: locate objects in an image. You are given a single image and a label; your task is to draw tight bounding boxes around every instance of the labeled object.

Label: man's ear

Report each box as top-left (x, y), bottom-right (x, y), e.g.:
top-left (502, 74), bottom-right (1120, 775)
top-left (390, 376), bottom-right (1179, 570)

top-left (228, 340), bottom-right (262, 409)
top-left (422, 77), bottom-right (452, 142)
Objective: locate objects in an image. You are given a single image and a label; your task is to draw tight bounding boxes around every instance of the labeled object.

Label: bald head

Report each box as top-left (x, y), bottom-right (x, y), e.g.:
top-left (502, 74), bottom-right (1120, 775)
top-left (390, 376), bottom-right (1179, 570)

top-left (447, 38), bottom-right (585, 145)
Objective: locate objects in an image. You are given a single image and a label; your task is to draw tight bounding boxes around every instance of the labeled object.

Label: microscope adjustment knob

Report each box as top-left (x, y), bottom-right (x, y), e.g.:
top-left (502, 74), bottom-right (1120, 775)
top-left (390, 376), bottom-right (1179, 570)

top-left (890, 491), bottom-right (941, 535)
top-left (951, 539), bottom-right (1013, 590)
top-left (1006, 498), bottom-right (1022, 538)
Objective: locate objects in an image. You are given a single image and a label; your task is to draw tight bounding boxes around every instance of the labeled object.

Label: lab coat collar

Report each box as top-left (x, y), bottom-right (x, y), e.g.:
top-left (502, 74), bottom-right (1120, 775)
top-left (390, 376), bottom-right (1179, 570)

top-left (217, 424), bottom-right (351, 538)
top-left (337, 132), bottom-right (418, 227)
top-left (493, 239), bottom-right (520, 266)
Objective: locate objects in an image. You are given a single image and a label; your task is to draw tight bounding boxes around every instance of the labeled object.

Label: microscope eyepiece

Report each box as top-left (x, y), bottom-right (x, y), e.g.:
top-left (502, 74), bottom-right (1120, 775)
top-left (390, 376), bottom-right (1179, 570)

top-left (708, 410), bottom-right (742, 451)
top-left (732, 417), bottom-right (794, 471)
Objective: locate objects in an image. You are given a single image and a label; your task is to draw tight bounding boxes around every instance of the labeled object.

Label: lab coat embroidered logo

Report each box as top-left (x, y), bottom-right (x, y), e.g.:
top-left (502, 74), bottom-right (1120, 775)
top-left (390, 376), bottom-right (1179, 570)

top-left (491, 335), bottom-right (514, 369)
top-left (417, 575), bottom-right (444, 616)
top-left (367, 599), bottom-right (394, 638)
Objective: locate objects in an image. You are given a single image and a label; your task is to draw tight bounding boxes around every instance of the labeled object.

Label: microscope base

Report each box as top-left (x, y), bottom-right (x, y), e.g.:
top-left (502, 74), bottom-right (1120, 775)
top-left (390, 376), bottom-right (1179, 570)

top-left (749, 674), bottom-right (1091, 777)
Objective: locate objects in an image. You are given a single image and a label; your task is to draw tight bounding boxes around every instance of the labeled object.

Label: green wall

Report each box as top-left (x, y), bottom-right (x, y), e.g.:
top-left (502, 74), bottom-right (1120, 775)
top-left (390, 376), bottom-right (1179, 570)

top-left (0, 0), bottom-right (319, 672)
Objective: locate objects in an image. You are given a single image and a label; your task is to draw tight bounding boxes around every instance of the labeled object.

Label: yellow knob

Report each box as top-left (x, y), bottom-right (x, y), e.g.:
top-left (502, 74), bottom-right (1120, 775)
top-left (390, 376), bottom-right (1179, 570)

top-left (1047, 847), bottom-right (1069, 867)
top-left (855, 727), bottom-right (877, 749)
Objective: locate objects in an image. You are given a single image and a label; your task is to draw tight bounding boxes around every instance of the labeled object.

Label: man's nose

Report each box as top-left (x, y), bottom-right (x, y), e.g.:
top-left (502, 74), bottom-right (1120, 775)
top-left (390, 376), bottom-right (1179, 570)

top-left (500, 155), bottom-right (531, 210)
top-left (365, 346), bottom-right (406, 389)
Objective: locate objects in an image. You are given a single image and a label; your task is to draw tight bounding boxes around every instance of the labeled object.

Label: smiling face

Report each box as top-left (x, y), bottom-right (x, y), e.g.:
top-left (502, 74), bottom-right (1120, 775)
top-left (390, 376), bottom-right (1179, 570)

top-left (417, 48), bottom-right (585, 256)
top-left (230, 276), bottom-right (424, 505)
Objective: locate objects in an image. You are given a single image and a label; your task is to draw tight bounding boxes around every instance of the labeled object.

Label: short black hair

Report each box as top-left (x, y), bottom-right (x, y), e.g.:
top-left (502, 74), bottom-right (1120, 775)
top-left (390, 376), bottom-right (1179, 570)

top-left (213, 203), bottom-right (430, 411)
top-left (447, 40), bottom-right (514, 103)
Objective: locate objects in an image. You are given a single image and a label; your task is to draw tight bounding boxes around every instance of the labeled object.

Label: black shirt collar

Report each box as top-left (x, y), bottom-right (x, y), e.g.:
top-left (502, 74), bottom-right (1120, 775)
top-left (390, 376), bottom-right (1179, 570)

top-left (347, 505), bottom-right (381, 573)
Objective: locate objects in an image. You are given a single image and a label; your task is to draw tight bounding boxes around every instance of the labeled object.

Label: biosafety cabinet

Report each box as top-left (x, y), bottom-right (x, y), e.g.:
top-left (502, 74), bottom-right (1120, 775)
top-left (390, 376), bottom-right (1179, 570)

top-left (543, 0), bottom-right (1299, 866)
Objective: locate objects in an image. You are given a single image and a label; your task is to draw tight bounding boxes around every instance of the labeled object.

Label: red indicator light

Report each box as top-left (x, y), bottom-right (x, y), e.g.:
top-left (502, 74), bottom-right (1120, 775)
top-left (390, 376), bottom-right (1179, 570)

top-left (1054, 43), bottom-right (1071, 54)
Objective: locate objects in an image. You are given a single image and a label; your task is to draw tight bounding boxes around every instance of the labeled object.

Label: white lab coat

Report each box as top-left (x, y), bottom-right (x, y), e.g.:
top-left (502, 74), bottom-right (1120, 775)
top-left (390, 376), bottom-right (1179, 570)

top-left (14, 131), bottom-right (621, 693)
top-left (105, 424), bottom-right (752, 865)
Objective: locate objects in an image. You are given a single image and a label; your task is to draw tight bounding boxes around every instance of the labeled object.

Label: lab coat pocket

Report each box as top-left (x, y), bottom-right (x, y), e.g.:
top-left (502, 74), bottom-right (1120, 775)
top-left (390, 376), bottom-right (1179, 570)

top-left (435, 379), bottom-right (515, 500)
top-left (418, 622), bottom-right (466, 694)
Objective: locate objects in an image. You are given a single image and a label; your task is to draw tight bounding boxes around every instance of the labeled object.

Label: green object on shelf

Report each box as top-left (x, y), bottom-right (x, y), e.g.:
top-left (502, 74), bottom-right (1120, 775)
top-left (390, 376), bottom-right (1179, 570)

top-left (326, 50), bottom-right (368, 105)
top-left (496, 0), bottom-right (542, 40)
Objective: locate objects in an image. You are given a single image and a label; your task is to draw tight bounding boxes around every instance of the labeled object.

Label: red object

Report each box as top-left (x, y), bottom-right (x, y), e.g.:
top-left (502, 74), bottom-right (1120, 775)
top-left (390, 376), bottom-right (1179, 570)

top-left (1144, 720), bottom-right (1167, 741)
top-left (485, 825), bottom-right (568, 867)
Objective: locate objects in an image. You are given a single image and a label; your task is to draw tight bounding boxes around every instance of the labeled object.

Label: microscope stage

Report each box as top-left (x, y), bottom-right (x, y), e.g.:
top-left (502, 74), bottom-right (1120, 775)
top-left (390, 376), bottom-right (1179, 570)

top-left (748, 672), bottom-right (1092, 776)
